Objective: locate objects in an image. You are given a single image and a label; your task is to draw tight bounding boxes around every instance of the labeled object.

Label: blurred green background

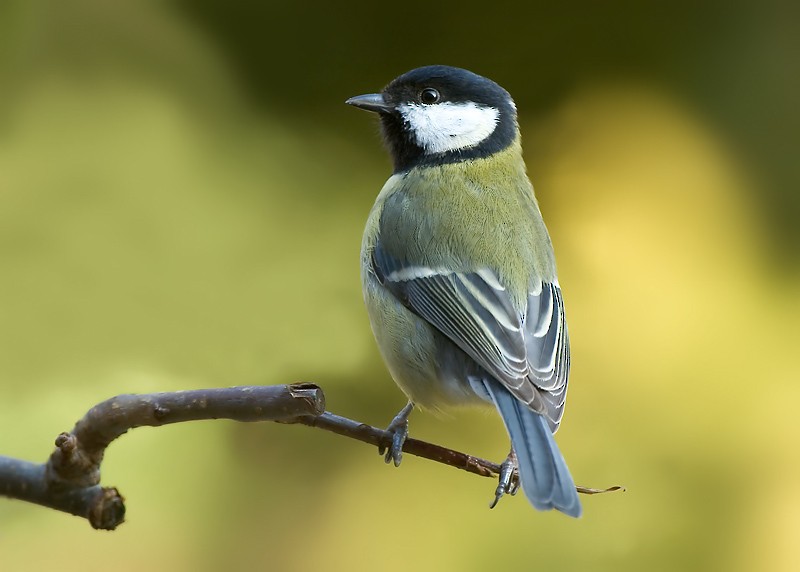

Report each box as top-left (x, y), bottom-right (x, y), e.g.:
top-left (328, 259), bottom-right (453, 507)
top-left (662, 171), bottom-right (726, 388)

top-left (1, 1), bottom-right (798, 570)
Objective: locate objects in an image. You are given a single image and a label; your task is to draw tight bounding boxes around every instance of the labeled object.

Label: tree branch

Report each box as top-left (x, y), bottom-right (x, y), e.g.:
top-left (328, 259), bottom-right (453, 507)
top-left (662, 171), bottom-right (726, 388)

top-left (0, 383), bottom-right (621, 530)
top-left (0, 384), bottom-right (324, 530)
top-left (289, 411), bottom-right (501, 479)
top-left (287, 412), bottom-right (623, 497)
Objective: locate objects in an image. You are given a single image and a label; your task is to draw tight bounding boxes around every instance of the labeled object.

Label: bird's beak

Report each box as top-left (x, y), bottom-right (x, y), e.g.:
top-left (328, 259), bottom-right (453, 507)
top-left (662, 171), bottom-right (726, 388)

top-left (345, 93), bottom-right (395, 114)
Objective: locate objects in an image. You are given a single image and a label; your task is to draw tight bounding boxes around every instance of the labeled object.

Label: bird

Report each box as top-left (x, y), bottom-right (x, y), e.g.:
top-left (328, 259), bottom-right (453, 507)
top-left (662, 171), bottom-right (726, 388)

top-left (346, 65), bottom-right (581, 517)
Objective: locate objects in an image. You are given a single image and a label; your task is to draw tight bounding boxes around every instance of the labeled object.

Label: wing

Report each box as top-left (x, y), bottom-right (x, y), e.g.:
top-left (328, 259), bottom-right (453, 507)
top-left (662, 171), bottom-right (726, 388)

top-left (372, 241), bottom-right (570, 430)
top-left (524, 281), bottom-right (570, 429)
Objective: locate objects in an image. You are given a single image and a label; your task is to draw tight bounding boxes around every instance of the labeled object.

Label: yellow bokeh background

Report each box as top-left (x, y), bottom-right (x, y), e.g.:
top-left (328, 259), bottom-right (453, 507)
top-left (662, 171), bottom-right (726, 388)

top-left (1, 1), bottom-right (798, 571)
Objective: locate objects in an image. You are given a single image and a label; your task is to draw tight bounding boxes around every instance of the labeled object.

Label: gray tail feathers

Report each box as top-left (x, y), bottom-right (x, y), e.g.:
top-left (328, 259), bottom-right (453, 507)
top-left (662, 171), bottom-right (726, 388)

top-left (483, 379), bottom-right (582, 517)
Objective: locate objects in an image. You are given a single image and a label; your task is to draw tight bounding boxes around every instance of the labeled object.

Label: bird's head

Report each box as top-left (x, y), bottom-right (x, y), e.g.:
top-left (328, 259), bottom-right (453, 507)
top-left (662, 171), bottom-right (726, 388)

top-left (347, 65), bottom-right (518, 172)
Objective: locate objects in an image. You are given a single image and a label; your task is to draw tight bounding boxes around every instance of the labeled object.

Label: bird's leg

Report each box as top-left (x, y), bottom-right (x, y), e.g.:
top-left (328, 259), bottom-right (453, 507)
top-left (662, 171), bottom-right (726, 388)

top-left (379, 401), bottom-right (414, 467)
top-left (489, 447), bottom-right (520, 509)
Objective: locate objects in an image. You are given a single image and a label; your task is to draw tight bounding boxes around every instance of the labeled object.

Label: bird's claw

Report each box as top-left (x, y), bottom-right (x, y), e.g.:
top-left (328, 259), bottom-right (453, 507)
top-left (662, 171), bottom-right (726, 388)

top-left (489, 450), bottom-right (519, 509)
top-left (383, 420), bottom-right (408, 466)
top-left (379, 402), bottom-right (413, 467)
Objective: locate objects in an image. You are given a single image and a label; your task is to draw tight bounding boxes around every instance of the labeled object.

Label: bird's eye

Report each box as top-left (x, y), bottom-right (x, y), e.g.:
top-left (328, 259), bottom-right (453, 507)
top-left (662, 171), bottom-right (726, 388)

top-left (419, 88), bottom-right (440, 104)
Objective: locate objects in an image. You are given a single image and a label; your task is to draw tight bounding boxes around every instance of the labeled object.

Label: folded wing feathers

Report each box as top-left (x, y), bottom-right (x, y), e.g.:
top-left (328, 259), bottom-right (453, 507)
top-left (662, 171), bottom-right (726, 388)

top-left (454, 274), bottom-right (527, 374)
top-left (406, 277), bottom-right (500, 369)
top-left (373, 243), bottom-right (569, 427)
top-left (526, 284), bottom-right (570, 430)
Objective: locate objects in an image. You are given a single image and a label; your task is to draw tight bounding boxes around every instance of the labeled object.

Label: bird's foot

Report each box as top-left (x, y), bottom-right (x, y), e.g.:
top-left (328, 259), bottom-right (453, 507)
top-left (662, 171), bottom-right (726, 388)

top-left (378, 401), bottom-right (414, 467)
top-left (489, 449), bottom-right (520, 509)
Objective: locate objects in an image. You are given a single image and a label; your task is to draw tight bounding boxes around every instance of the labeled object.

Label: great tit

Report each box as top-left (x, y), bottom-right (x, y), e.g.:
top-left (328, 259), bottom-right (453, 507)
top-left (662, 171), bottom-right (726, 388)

top-left (347, 65), bottom-right (581, 517)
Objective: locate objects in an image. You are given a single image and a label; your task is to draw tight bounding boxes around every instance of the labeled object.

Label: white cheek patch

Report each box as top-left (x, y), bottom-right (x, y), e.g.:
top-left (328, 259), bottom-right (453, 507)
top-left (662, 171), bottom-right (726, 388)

top-left (397, 101), bottom-right (500, 154)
